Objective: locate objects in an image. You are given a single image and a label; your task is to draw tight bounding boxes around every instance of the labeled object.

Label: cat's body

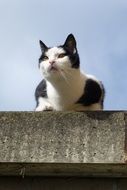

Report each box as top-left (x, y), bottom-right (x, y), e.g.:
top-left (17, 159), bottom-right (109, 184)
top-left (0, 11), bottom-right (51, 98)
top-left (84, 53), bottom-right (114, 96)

top-left (35, 34), bottom-right (105, 111)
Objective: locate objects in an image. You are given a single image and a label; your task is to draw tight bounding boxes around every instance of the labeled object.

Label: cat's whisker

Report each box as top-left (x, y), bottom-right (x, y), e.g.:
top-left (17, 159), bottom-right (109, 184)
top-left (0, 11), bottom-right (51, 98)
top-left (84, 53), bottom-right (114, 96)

top-left (60, 68), bottom-right (74, 80)
top-left (59, 70), bottom-right (71, 86)
top-left (59, 68), bottom-right (72, 80)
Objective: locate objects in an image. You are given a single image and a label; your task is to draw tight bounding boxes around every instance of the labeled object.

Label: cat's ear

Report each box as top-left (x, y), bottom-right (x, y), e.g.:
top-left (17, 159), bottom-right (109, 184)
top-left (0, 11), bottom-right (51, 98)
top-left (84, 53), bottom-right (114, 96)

top-left (64, 34), bottom-right (76, 54)
top-left (39, 40), bottom-right (48, 53)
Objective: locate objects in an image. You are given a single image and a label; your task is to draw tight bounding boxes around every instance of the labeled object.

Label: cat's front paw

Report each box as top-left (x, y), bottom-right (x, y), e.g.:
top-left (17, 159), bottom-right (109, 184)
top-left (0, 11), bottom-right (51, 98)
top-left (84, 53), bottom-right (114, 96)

top-left (35, 103), bottom-right (53, 112)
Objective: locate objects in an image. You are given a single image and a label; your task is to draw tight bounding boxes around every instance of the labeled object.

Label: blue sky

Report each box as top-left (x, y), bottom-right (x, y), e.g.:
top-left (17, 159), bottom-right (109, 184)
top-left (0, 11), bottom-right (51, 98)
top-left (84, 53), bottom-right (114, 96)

top-left (0, 0), bottom-right (127, 111)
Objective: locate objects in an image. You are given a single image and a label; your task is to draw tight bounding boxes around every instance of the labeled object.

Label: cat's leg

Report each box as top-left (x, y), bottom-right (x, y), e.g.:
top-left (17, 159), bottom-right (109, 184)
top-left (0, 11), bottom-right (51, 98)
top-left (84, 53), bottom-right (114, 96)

top-left (70, 103), bottom-right (102, 111)
top-left (35, 97), bottom-right (53, 111)
top-left (81, 103), bottom-right (102, 111)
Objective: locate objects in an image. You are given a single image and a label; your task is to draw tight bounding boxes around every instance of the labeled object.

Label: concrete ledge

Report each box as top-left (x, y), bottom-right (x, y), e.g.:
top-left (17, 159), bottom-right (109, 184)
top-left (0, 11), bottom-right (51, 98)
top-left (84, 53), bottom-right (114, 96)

top-left (0, 111), bottom-right (127, 177)
top-left (1, 163), bottom-right (127, 177)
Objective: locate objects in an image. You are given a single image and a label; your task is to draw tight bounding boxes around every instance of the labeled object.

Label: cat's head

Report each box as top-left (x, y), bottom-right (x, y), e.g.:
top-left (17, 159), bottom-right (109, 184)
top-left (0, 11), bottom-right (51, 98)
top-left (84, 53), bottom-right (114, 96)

top-left (39, 34), bottom-right (80, 81)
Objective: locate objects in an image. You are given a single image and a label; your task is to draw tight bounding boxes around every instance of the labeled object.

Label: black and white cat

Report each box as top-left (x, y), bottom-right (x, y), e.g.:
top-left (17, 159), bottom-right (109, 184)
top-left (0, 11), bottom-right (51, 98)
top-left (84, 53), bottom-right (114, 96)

top-left (35, 34), bottom-right (105, 111)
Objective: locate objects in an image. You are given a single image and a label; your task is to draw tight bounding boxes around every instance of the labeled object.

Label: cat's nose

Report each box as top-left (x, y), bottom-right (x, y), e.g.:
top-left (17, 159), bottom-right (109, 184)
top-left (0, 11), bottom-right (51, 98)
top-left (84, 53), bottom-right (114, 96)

top-left (49, 61), bottom-right (55, 65)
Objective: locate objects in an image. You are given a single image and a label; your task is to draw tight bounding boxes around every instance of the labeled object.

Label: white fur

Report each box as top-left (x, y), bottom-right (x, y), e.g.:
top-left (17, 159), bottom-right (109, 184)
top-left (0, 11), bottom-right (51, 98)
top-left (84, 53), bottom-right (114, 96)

top-left (36, 47), bottom-right (102, 111)
top-left (46, 70), bottom-right (87, 111)
top-left (35, 97), bottom-right (52, 111)
top-left (39, 47), bottom-right (71, 81)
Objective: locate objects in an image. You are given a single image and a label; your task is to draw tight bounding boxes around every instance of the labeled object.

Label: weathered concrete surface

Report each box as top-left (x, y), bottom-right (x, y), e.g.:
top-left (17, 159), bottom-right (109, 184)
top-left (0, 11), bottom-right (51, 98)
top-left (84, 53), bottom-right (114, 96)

top-left (0, 111), bottom-right (126, 176)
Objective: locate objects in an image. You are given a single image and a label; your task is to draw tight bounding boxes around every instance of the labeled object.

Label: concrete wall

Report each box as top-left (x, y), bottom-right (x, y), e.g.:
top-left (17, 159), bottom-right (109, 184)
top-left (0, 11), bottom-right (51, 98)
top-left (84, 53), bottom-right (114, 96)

top-left (0, 111), bottom-right (127, 189)
top-left (0, 177), bottom-right (127, 190)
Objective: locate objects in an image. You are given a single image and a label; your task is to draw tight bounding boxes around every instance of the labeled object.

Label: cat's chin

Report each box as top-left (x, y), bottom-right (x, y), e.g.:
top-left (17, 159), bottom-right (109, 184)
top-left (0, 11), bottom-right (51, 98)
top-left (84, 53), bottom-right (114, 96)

top-left (43, 71), bottom-right (60, 81)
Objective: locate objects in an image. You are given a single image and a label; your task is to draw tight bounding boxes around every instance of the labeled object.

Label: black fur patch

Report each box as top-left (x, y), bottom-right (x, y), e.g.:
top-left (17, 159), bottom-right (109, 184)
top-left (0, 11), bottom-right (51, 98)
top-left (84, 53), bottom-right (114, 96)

top-left (39, 50), bottom-right (48, 64)
top-left (77, 79), bottom-right (104, 107)
top-left (35, 79), bottom-right (47, 106)
top-left (62, 46), bottom-right (80, 69)
top-left (100, 82), bottom-right (105, 108)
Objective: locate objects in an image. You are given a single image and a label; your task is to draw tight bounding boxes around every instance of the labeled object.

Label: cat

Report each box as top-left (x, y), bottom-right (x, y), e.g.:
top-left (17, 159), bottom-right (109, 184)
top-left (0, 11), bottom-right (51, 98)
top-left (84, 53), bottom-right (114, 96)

top-left (35, 34), bottom-right (105, 111)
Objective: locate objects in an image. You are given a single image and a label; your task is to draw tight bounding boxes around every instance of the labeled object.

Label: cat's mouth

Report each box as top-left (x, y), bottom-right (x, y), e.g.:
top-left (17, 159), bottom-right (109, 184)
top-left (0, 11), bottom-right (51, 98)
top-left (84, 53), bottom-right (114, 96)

top-left (49, 65), bottom-right (58, 72)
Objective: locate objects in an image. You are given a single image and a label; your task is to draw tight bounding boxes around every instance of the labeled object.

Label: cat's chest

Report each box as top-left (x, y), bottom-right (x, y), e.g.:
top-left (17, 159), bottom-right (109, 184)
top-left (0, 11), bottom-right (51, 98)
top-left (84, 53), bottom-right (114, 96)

top-left (46, 77), bottom-right (86, 110)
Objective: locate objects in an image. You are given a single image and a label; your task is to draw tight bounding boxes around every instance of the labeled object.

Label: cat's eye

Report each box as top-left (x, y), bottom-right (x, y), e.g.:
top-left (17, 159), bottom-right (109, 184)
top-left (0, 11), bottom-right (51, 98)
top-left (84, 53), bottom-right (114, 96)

top-left (58, 53), bottom-right (66, 58)
top-left (43, 55), bottom-right (48, 60)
